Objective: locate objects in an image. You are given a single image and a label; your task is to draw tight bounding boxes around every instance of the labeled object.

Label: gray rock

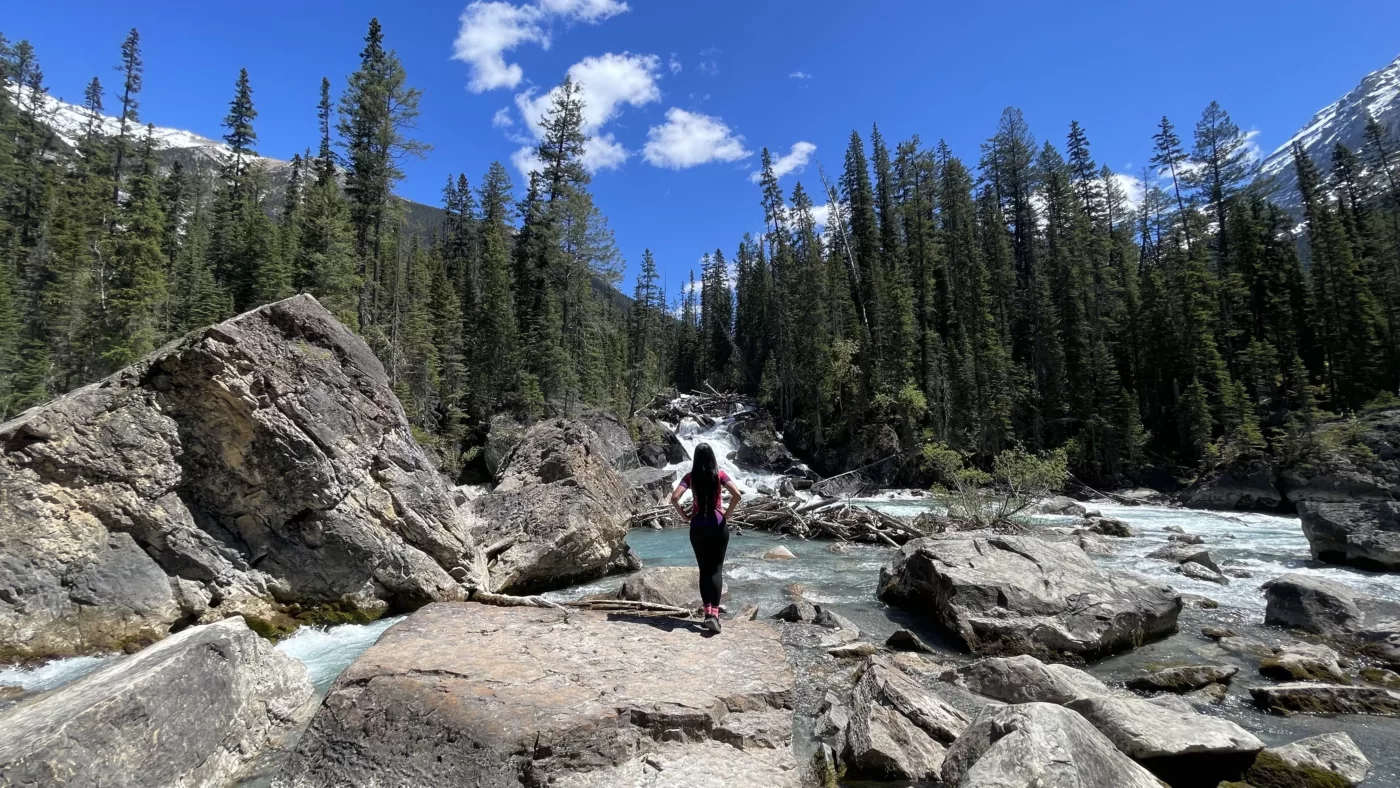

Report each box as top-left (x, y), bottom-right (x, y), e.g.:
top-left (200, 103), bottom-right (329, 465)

top-left (1278, 409), bottom-right (1400, 504)
top-left (777, 478), bottom-right (796, 497)
top-left (611, 566), bottom-right (723, 610)
top-left (731, 411), bottom-right (796, 472)
top-left (1251, 683), bottom-right (1400, 716)
top-left (1174, 561), bottom-right (1230, 585)
top-left (1255, 732), bottom-right (1371, 787)
top-left (858, 656), bottom-right (970, 745)
top-left (1263, 573), bottom-right (1400, 667)
top-left (1164, 525), bottom-right (1186, 534)
top-left (1066, 694), bottom-right (1263, 785)
top-left (1202, 626), bottom-right (1237, 640)
top-left (763, 545), bottom-right (795, 560)
top-left (276, 602), bottom-right (799, 787)
top-left (813, 605), bottom-right (858, 633)
top-left (1126, 664), bottom-right (1238, 693)
top-left (0, 295), bottom-right (483, 661)
top-left (844, 704), bottom-right (945, 782)
top-left (578, 410), bottom-right (639, 470)
top-left (1181, 457), bottom-right (1282, 511)
top-left (773, 599), bottom-right (817, 623)
top-left (1077, 532), bottom-right (1116, 556)
top-left (1260, 642), bottom-right (1349, 683)
top-left (1085, 516), bottom-right (1133, 537)
top-left (879, 535), bottom-right (1182, 660)
top-left (941, 702), bottom-right (1163, 788)
top-left (633, 417), bottom-right (688, 469)
top-left (1223, 566), bottom-right (1253, 578)
top-left (0, 619), bottom-right (314, 787)
top-left (483, 413), bottom-right (526, 477)
top-left (466, 419), bottom-right (631, 594)
top-left (1168, 532), bottom-right (1204, 545)
top-left (942, 654), bottom-right (1110, 705)
top-left (886, 629), bottom-right (938, 654)
top-left (829, 642), bottom-right (880, 658)
top-left (1039, 496), bottom-right (1088, 517)
top-left (1298, 501), bottom-right (1400, 571)
top-left (1217, 636), bottom-right (1276, 660)
top-left (1147, 544), bottom-right (1222, 573)
top-left (1184, 682), bottom-right (1229, 707)
top-left (624, 466), bottom-right (676, 507)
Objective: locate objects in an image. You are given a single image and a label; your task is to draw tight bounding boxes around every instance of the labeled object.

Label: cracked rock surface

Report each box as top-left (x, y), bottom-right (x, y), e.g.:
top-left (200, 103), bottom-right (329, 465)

top-left (0, 295), bottom-right (485, 661)
top-left (275, 602), bottom-right (801, 787)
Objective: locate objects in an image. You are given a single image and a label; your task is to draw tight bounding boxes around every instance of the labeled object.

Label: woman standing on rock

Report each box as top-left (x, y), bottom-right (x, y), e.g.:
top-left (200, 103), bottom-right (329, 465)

top-left (671, 443), bottom-right (742, 633)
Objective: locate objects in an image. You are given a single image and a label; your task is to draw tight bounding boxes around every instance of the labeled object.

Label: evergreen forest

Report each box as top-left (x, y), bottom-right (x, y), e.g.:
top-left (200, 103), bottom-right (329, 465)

top-left (2, 21), bottom-right (1397, 485)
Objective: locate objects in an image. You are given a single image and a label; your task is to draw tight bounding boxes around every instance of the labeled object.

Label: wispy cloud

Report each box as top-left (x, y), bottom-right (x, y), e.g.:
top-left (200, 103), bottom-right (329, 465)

top-left (669, 53), bottom-right (682, 74)
top-left (750, 140), bottom-right (816, 183)
top-left (789, 71), bottom-right (811, 80)
top-left (491, 107), bottom-right (514, 128)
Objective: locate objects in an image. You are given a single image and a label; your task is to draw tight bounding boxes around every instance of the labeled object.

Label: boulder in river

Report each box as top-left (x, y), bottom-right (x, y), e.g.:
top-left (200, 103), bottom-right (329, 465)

top-left (878, 535), bottom-right (1182, 660)
top-left (1263, 573), bottom-right (1400, 667)
top-left (1147, 543), bottom-right (1222, 573)
top-left (276, 602), bottom-right (799, 787)
top-left (1175, 561), bottom-right (1230, 585)
top-left (465, 418), bottom-right (632, 594)
top-left (633, 417), bottom-right (689, 469)
top-left (941, 702), bottom-right (1164, 788)
top-left (1259, 642), bottom-right (1349, 683)
top-left (1297, 501), bottom-right (1400, 572)
top-left (1084, 516), bottom-right (1134, 537)
top-left (1038, 495), bottom-right (1087, 516)
top-left (1126, 664), bottom-right (1238, 694)
top-left (731, 411), bottom-right (797, 472)
top-left (1251, 683), bottom-right (1400, 717)
top-left (941, 654), bottom-right (1110, 705)
top-left (1245, 732), bottom-right (1371, 787)
top-left (1066, 694), bottom-right (1264, 786)
top-left (1180, 456), bottom-right (1283, 511)
top-left (0, 295), bottom-right (484, 661)
top-left (0, 618), bottom-right (314, 787)
top-left (624, 466), bottom-right (676, 507)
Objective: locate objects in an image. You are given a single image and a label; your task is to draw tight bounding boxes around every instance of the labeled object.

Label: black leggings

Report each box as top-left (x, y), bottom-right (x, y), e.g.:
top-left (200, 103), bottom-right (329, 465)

top-left (689, 521), bottom-right (730, 608)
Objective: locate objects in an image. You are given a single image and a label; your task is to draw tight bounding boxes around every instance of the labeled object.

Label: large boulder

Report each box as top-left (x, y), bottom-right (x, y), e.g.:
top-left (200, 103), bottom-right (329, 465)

top-left (275, 602), bottom-right (799, 788)
top-left (1248, 733), bottom-right (1371, 787)
top-left (731, 411), bottom-right (796, 472)
top-left (483, 413), bottom-right (527, 478)
top-left (608, 566), bottom-right (723, 610)
top-left (1180, 457), bottom-right (1282, 511)
top-left (633, 417), bottom-right (688, 469)
top-left (1263, 573), bottom-right (1400, 666)
top-left (940, 702), bottom-right (1163, 788)
top-left (624, 466), bottom-right (676, 508)
top-left (1066, 694), bottom-right (1263, 786)
top-left (1278, 408), bottom-right (1400, 504)
top-left (878, 535), bottom-right (1182, 660)
top-left (579, 410), bottom-right (639, 470)
top-left (941, 654), bottom-right (1110, 705)
top-left (1297, 501), bottom-right (1400, 571)
top-left (1251, 683), bottom-right (1400, 716)
top-left (466, 419), bottom-right (632, 594)
top-left (0, 295), bottom-right (484, 661)
top-left (0, 618), bottom-right (314, 787)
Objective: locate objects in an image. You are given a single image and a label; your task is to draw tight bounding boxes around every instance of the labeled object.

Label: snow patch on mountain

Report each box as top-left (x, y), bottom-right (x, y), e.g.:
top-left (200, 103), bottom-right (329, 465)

top-left (1257, 53), bottom-right (1400, 207)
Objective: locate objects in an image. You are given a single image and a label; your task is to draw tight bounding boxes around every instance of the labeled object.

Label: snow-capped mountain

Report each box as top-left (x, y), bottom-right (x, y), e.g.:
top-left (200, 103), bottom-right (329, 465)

top-left (1257, 53), bottom-right (1400, 208)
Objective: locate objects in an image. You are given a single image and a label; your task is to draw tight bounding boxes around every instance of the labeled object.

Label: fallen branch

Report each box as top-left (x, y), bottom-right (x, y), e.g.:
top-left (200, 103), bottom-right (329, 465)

top-left (472, 590), bottom-right (571, 620)
top-left (564, 599), bottom-right (691, 617)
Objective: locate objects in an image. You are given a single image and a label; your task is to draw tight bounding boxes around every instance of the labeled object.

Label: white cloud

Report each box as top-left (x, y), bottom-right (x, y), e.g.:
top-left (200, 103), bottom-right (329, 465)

top-left (514, 52), bottom-right (661, 136)
top-left (1243, 129), bottom-right (1263, 163)
top-left (750, 140), bottom-right (816, 183)
top-left (511, 146), bottom-right (544, 180)
top-left (452, 0), bottom-right (630, 93)
top-left (1111, 173), bottom-right (1144, 210)
top-left (584, 133), bottom-right (630, 171)
top-left (452, 2), bottom-right (545, 93)
top-left (536, 0), bottom-right (628, 22)
top-left (492, 107), bottom-right (514, 128)
top-left (811, 203), bottom-right (832, 229)
top-left (669, 53), bottom-right (682, 74)
top-left (643, 109), bottom-right (751, 170)
top-left (789, 71), bottom-right (811, 80)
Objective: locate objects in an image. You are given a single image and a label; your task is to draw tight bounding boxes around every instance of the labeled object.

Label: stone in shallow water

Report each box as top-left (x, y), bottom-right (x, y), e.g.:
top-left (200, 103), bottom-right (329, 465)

top-left (1126, 664), bottom-right (1238, 693)
top-left (1259, 642), bottom-right (1348, 683)
top-left (1066, 694), bottom-right (1264, 786)
top-left (0, 618), bottom-right (315, 788)
top-left (1249, 732), bottom-right (1371, 787)
top-left (611, 566), bottom-right (724, 610)
top-left (886, 629), bottom-right (938, 654)
top-left (941, 702), bottom-right (1163, 788)
top-left (879, 535), bottom-right (1182, 660)
top-left (276, 602), bottom-right (799, 787)
top-left (1298, 501), bottom-right (1400, 571)
top-left (1251, 683), bottom-right (1400, 717)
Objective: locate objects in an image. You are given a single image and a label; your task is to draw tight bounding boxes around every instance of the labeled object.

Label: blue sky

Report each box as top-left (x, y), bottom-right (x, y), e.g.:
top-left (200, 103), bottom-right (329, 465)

top-left (9, 0), bottom-right (1400, 296)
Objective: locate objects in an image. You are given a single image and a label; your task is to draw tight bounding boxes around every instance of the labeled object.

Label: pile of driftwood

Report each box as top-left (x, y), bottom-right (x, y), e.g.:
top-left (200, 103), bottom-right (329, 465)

top-left (643, 386), bottom-right (747, 428)
top-left (630, 495), bottom-right (936, 547)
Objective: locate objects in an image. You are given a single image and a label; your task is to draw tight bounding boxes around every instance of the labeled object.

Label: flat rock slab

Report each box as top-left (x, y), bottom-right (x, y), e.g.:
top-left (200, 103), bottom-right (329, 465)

top-left (943, 654), bottom-right (1111, 705)
top-left (1251, 683), bottom-right (1400, 717)
top-left (0, 618), bottom-right (315, 788)
top-left (276, 602), bottom-right (800, 787)
top-left (879, 535), bottom-right (1182, 660)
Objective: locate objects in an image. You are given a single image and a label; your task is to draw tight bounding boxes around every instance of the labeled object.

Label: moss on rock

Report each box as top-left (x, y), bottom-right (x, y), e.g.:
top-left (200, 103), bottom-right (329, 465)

top-left (1241, 750), bottom-right (1349, 788)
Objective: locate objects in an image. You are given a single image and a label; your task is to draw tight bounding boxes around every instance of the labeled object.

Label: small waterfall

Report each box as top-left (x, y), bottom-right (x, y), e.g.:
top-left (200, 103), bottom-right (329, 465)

top-left (659, 400), bottom-right (808, 499)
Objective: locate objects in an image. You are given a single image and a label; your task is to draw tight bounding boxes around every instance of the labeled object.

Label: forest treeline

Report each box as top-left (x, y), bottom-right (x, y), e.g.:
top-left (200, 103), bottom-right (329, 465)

top-left (661, 109), bottom-right (1400, 482)
top-left (1, 21), bottom-right (1397, 483)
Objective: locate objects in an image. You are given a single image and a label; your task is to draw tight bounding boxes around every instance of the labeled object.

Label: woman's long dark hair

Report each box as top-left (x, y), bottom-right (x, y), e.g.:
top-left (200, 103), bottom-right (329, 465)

top-left (691, 443), bottom-right (719, 519)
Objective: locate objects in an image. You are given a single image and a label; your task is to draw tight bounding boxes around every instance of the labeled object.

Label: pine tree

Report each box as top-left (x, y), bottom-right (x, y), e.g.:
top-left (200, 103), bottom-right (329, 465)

top-left (104, 125), bottom-right (168, 368)
top-left (1151, 116), bottom-right (1194, 256)
top-left (475, 161), bottom-right (517, 409)
top-left (109, 29), bottom-right (142, 209)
